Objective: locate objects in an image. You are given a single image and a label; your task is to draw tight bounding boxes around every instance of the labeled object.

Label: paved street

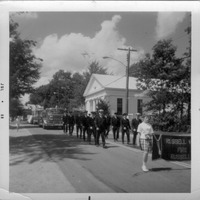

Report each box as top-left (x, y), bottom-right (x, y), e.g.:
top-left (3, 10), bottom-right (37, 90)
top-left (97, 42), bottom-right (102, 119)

top-left (9, 123), bottom-right (191, 193)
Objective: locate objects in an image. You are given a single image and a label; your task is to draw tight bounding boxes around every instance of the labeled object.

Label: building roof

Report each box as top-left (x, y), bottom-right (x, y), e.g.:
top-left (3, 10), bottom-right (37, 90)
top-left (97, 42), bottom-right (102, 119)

top-left (83, 74), bottom-right (139, 97)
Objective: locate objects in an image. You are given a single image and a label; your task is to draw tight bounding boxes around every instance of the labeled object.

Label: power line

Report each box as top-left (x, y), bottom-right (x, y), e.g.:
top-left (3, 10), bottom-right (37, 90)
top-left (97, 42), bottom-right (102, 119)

top-left (104, 75), bottom-right (126, 88)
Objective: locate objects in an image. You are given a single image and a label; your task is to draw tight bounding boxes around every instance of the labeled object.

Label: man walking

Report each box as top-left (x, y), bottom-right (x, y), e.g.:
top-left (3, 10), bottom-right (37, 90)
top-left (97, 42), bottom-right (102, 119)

top-left (68, 112), bottom-right (75, 136)
top-left (105, 113), bottom-right (111, 138)
top-left (121, 113), bottom-right (131, 144)
top-left (111, 112), bottom-right (120, 141)
top-left (87, 112), bottom-right (96, 144)
top-left (82, 111), bottom-right (89, 141)
top-left (62, 111), bottom-right (68, 134)
top-left (95, 109), bottom-right (107, 148)
top-left (131, 113), bottom-right (142, 145)
top-left (75, 112), bottom-right (82, 138)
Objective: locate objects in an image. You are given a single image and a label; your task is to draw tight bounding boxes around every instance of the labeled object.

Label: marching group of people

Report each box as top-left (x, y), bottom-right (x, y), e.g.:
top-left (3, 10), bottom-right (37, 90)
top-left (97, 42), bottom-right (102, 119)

top-left (62, 109), bottom-right (154, 172)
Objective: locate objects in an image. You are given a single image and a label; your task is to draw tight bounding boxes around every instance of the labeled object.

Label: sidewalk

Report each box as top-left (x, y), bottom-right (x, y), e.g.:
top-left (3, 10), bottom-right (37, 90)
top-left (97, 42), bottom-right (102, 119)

top-left (9, 128), bottom-right (76, 193)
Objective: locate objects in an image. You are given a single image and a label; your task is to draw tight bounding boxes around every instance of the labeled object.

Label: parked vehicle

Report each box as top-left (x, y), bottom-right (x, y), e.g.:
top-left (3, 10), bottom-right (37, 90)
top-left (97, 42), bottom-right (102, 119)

top-left (41, 108), bottom-right (64, 129)
top-left (32, 109), bottom-right (44, 124)
top-left (38, 110), bottom-right (44, 127)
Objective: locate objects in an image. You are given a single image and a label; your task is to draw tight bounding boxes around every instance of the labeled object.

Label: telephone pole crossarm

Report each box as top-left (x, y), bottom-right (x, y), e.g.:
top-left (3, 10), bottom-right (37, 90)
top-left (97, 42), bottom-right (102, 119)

top-left (117, 48), bottom-right (137, 52)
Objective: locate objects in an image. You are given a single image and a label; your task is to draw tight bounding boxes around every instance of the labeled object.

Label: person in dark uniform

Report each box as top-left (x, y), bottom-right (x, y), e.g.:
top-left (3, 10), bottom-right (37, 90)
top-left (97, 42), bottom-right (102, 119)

top-left (121, 113), bottom-right (131, 144)
top-left (105, 113), bottom-right (111, 138)
top-left (82, 111), bottom-right (89, 141)
top-left (131, 113), bottom-right (142, 145)
top-left (87, 112), bottom-right (96, 144)
top-left (111, 112), bottom-right (121, 141)
top-left (62, 111), bottom-right (68, 134)
top-left (95, 109), bottom-right (107, 148)
top-left (75, 112), bottom-right (82, 138)
top-left (68, 112), bottom-right (75, 136)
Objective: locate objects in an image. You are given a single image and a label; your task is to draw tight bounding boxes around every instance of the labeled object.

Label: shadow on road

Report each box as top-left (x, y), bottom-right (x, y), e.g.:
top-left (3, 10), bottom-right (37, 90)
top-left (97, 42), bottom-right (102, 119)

top-left (150, 167), bottom-right (172, 172)
top-left (105, 145), bottom-right (119, 149)
top-left (150, 167), bottom-right (190, 172)
top-left (9, 125), bottom-right (41, 129)
top-left (10, 134), bottom-right (97, 166)
top-left (132, 167), bottom-right (190, 177)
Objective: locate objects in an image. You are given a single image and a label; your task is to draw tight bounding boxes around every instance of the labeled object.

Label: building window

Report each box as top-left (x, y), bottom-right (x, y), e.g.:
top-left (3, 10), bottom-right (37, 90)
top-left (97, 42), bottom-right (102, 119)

top-left (117, 98), bottom-right (123, 115)
top-left (137, 99), bottom-right (143, 115)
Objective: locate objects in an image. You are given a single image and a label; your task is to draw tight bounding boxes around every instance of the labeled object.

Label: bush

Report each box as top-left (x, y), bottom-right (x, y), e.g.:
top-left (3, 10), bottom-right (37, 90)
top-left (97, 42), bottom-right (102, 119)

top-left (151, 112), bottom-right (190, 132)
top-left (96, 99), bottom-right (110, 115)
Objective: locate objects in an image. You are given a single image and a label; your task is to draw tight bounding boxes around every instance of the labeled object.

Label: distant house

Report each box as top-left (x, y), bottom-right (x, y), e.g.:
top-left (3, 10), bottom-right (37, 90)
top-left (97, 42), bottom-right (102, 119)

top-left (83, 74), bottom-right (150, 116)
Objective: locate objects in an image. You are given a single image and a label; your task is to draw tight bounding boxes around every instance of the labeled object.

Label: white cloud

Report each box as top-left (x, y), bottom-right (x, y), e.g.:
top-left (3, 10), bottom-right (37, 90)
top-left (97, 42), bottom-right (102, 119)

top-left (33, 15), bottom-right (144, 84)
top-left (156, 12), bottom-right (186, 39)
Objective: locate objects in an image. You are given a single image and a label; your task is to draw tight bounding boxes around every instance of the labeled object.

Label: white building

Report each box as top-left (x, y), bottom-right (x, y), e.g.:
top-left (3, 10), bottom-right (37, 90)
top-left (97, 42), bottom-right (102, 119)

top-left (83, 74), bottom-right (150, 117)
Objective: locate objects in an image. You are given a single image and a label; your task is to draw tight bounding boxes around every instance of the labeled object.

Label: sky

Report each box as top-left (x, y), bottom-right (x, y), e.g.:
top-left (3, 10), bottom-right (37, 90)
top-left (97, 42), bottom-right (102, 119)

top-left (11, 11), bottom-right (191, 103)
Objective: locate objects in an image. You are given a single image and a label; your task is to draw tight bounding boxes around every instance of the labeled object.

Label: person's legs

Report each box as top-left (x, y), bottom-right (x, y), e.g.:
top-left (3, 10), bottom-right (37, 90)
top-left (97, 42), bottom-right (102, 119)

top-left (92, 129), bottom-right (96, 144)
top-left (127, 130), bottom-right (130, 144)
top-left (142, 139), bottom-right (150, 172)
top-left (116, 127), bottom-right (119, 140)
top-left (113, 127), bottom-right (116, 141)
top-left (133, 132), bottom-right (137, 145)
top-left (101, 131), bottom-right (106, 147)
top-left (122, 130), bottom-right (125, 143)
top-left (96, 130), bottom-right (100, 146)
top-left (71, 125), bottom-right (74, 135)
top-left (88, 129), bottom-right (91, 143)
top-left (142, 151), bottom-right (149, 171)
top-left (76, 125), bottom-right (79, 137)
top-left (69, 125), bottom-right (72, 135)
top-left (83, 127), bottom-right (86, 141)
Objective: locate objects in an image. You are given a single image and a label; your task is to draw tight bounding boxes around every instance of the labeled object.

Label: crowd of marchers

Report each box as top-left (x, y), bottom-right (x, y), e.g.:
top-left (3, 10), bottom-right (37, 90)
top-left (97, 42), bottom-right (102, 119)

top-left (63, 109), bottom-right (154, 172)
top-left (62, 109), bottom-right (142, 149)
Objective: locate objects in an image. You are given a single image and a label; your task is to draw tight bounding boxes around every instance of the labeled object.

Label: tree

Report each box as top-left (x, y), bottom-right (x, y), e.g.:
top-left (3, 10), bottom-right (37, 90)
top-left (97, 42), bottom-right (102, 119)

top-left (182, 26), bottom-right (191, 125)
top-left (72, 72), bottom-right (86, 107)
top-left (10, 18), bottom-right (42, 99)
top-left (130, 38), bottom-right (191, 132)
top-left (48, 70), bottom-right (74, 108)
top-left (10, 98), bottom-right (24, 119)
top-left (29, 84), bottom-right (50, 108)
top-left (9, 15), bottom-right (42, 118)
top-left (28, 60), bottom-right (110, 111)
top-left (96, 99), bottom-right (110, 115)
top-left (83, 60), bottom-right (109, 86)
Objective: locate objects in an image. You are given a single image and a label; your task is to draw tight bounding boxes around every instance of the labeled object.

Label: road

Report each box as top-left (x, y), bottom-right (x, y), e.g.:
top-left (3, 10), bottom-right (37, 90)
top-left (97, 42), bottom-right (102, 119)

top-left (9, 123), bottom-right (191, 193)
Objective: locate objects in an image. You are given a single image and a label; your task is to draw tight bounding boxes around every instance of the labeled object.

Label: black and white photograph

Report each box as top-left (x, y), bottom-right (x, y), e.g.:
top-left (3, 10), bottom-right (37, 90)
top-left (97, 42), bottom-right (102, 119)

top-left (0, 1), bottom-right (200, 200)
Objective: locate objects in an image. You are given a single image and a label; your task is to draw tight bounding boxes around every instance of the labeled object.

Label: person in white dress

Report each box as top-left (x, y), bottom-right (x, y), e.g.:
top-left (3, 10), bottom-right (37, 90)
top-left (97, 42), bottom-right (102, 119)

top-left (137, 115), bottom-right (154, 172)
top-left (16, 116), bottom-right (21, 132)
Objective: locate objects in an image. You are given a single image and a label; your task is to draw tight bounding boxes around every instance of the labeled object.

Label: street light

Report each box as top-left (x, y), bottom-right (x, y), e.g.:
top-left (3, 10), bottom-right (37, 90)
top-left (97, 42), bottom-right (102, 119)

top-left (102, 56), bottom-right (126, 67)
top-left (103, 56), bottom-right (129, 114)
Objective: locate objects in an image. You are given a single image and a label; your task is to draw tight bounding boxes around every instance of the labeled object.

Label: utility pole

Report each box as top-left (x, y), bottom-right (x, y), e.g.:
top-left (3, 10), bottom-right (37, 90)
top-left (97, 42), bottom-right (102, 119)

top-left (117, 47), bottom-right (137, 114)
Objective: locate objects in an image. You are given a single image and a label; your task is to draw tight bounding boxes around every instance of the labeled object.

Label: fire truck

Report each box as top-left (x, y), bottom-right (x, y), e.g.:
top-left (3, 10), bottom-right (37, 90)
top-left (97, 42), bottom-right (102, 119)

top-left (41, 108), bottom-right (64, 129)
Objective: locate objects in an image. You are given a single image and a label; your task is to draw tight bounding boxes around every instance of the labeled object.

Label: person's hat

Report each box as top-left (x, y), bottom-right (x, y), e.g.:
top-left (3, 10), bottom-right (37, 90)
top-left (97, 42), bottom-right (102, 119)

top-left (123, 113), bottom-right (127, 116)
top-left (91, 111), bottom-right (96, 115)
top-left (84, 110), bottom-right (88, 113)
top-left (114, 112), bottom-right (118, 115)
top-left (99, 109), bottom-right (104, 113)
